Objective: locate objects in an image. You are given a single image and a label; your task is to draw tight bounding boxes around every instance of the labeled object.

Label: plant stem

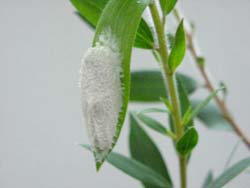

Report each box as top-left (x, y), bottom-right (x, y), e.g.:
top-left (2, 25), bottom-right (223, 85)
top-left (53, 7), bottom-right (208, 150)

top-left (149, 2), bottom-right (187, 188)
top-left (173, 8), bottom-right (250, 150)
top-left (179, 155), bottom-right (187, 188)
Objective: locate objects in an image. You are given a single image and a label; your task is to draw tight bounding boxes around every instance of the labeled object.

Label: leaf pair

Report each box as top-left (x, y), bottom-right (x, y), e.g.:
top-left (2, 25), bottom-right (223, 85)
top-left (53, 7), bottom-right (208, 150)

top-left (84, 110), bottom-right (250, 188)
top-left (135, 78), bottom-right (199, 156)
top-left (130, 70), bottom-right (231, 131)
top-left (174, 84), bottom-right (225, 156)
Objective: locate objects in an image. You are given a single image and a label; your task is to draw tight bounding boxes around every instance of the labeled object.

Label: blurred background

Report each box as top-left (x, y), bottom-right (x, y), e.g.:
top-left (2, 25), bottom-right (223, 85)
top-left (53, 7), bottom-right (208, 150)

top-left (1, 0), bottom-right (250, 187)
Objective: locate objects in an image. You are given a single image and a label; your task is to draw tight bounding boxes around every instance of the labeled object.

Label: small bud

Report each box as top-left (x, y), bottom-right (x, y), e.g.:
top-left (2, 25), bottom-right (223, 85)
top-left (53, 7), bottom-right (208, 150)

top-left (196, 56), bottom-right (205, 67)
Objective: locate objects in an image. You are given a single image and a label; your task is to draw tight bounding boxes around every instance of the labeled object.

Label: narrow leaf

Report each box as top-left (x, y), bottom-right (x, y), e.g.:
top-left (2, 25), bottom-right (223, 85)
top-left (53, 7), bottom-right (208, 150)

top-left (135, 18), bottom-right (155, 49)
top-left (70, 0), bottom-right (107, 27)
top-left (206, 157), bottom-right (250, 188)
top-left (107, 152), bottom-right (172, 188)
top-left (130, 70), bottom-right (198, 102)
top-left (136, 113), bottom-right (167, 135)
top-left (138, 108), bottom-right (169, 114)
top-left (168, 20), bottom-right (186, 72)
top-left (160, 97), bottom-right (173, 113)
top-left (159, 0), bottom-right (177, 15)
top-left (176, 128), bottom-right (199, 156)
top-left (80, 144), bottom-right (171, 188)
top-left (167, 33), bottom-right (175, 50)
top-left (182, 106), bottom-right (192, 126)
top-left (176, 76), bottom-right (194, 128)
top-left (91, 0), bottom-right (152, 169)
top-left (202, 171), bottom-right (213, 188)
top-left (224, 141), bottom-right (240, 170)
top-left (191, 100), bottom-right (231, 130)
top-left (129, 114), bottom-right (173, 187)
top-left (70, 0), bottom-right (154, 49)
top-left (76, 12), bottom-right (96, 29)
top-left (188, 88), bottom-right (223, 124)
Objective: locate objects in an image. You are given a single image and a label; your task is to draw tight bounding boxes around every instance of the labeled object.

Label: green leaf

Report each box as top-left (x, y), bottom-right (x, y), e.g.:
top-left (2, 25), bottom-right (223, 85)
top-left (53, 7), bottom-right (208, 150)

top-left (188, 88), bottom-right (223, 123)
top-left (206, 157), bottom-right (250, 188)
top-left (182, 106), bottom-right (192, 126)
top-left (70, 0), bottom-right (154, 49)
top-left (75, 12), bottom-right (96, 29)
top-left (129, 114), bottom-right (173, 188)
top-left (197, 56), bottom-right (205, 67)
top-left (138, 108), bottom-right (169, 114)
top-left (90, 0), bottom-right (152, 169)
top-left (159, 0), bottom-right (177, 15)
top-left (178, 73), bottom-right (198, 96)
top-left (130, 70), bottom-right (198, 102)
top-left (169, 77), bottom-right (194, 161)
top-left (70, 0), bottom-right (108, 27)
top-left (152, 50), bottom-right (162, 63)
top-left (80, 144), bottom-right (172, 188)
top-left (160, 97), bottom-right (173, 113)
top-left (135, 18), bottom-right (155, 49)
top-left (136, 113), bottom-right (167, 135)
top-left (167, 33), bottom-right (175, 50)
top-left (130, 70), bottom-right (167, 102)
top-left (107, 152), bottom-right (172, 188)
top-left (168, 20), bottom-right (186, 72)
top-left (176, 76), bottom-right (194, 128)
top-left (224, 141), bottom-right (240, 170)
top-left (202, 171), bottom-right (213, 188)
top-left (191, 100), bottom-right (231, 130)
top-left (169, 76), bottom-right (191, 133)
top-left (176, 128), bottom-right (199, 156)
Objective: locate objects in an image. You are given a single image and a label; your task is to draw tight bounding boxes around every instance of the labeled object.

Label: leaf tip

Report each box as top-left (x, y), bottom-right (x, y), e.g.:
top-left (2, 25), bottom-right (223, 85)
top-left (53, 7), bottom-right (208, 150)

top-left (95, 161), bottom-right (103, 172)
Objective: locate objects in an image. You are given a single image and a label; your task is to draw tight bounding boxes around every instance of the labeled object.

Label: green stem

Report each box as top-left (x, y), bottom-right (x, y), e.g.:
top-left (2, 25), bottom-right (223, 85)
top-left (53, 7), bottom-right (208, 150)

top-left (149, 2), bottom-right (187, 188)
top-left (179, 155), bottom-right (187, 188)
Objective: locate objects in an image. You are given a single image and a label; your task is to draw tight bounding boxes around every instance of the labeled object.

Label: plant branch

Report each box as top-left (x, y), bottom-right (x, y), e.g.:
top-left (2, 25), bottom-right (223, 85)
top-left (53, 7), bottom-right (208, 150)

top-left (149, 2), bottom-right (187, 188)
top-left (173, 8), bottom-right (250, 150)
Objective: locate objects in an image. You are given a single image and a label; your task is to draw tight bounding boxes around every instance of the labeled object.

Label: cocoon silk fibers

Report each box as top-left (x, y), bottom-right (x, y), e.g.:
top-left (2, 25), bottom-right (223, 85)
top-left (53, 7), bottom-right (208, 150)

top-left (79, 30), bottom-right (122, 159)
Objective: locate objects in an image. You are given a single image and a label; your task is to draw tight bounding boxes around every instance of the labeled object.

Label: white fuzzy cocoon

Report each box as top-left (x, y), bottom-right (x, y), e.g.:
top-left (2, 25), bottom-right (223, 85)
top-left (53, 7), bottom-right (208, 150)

top-left (80, 44), bottom-right (122, 155)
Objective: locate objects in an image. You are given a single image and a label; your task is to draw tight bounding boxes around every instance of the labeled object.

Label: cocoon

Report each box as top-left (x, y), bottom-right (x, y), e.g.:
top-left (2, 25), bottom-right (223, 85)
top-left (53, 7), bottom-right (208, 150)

top-left (80, 38), bottom-right (122, 159)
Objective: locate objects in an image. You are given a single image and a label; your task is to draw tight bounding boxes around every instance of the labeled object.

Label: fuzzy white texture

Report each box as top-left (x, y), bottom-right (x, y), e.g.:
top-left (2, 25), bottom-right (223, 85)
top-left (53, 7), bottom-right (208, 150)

top-left (80, 31), bottom-right (122, 158)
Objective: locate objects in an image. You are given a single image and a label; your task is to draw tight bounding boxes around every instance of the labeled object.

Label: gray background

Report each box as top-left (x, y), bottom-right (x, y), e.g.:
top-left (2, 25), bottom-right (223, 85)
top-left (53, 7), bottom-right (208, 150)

top-left (1, 0), bottom-right (250, 187)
